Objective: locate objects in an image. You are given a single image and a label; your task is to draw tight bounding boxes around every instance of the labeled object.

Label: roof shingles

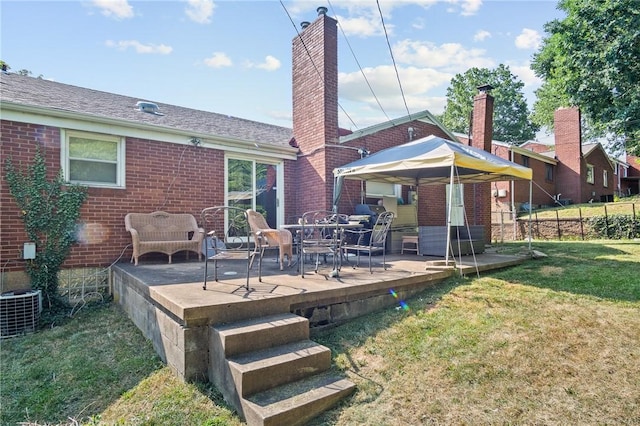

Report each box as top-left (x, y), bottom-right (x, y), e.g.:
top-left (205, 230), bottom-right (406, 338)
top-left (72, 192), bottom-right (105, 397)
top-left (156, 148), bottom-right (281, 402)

top-left (0, 73), bottom-right (293, 147)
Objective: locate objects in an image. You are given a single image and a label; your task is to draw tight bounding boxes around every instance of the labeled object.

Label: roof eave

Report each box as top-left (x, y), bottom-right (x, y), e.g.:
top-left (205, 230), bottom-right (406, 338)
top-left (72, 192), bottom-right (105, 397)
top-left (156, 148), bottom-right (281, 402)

top-left (1, 101), bottom-right (299, 159)
top-left (339, 110), bottom-right (457, 144)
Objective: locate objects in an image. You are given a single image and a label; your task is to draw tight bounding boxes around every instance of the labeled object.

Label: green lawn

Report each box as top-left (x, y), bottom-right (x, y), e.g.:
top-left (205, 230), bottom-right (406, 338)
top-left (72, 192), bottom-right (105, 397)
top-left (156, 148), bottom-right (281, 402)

top-left (519, 194), bottom-right (640, 219)
top-left (2, 240), bottom-right (639, 425)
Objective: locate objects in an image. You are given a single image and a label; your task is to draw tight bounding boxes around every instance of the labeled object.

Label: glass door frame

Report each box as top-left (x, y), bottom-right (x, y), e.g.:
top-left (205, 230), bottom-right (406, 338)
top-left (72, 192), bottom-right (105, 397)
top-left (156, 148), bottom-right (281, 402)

top-left (225, 154), bottom-right (285, 229)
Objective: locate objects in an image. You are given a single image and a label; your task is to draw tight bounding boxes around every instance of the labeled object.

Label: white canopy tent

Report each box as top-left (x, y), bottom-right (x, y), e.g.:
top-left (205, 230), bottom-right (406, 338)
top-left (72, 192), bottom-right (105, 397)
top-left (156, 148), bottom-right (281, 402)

top-left (333, 135), bottom-right (533, 264)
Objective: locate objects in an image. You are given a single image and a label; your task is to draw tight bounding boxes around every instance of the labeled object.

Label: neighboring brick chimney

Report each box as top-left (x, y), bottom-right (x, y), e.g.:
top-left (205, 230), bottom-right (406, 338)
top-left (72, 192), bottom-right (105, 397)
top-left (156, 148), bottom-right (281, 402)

top-left (471, 84), bottom-right (494, 152)
top-left (554, 107), bottom-right (583, 204)
top-left (292, 6), bottom-right (339, 213)
top-left (470, 85), bottom-right (494, 242)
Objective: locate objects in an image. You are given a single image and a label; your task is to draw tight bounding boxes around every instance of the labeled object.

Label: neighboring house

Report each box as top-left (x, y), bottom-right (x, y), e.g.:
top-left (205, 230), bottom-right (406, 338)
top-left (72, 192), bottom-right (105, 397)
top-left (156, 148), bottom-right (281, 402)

top-left (614, 154), bottom-right (640, 197)
top-left (468, 107), bottom-right (639, 213)
top-left (0, 9), bottom-right (497, 290)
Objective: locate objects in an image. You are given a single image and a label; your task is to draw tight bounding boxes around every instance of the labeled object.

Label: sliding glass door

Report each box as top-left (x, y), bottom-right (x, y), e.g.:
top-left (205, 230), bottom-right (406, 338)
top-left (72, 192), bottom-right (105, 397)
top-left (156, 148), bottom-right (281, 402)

top-left (227, 157), bottom-right (281, 228)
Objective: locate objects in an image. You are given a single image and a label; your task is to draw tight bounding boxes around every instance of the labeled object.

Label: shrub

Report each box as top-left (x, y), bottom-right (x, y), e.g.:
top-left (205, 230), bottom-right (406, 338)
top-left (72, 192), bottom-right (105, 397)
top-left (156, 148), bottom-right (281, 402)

top-left (587, 214), bottom-right (640, 239)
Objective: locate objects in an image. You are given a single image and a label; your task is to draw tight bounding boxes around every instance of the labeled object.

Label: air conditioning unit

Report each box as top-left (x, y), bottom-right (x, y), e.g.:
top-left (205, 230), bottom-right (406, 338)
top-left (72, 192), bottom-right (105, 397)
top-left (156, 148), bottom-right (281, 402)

top-left (0, 290), bottom-right (42, 339)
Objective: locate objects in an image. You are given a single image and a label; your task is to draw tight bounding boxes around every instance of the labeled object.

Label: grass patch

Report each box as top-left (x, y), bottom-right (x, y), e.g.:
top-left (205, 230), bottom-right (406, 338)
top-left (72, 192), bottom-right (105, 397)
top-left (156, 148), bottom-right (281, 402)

top-left (519, 194), bottom-right (640, 219)
top-left (309, 240), bottom-right (640, 425)
top-left (0, 303), bottom-right (241, 426)
top-left (2, 240), bottom-right (639, 425)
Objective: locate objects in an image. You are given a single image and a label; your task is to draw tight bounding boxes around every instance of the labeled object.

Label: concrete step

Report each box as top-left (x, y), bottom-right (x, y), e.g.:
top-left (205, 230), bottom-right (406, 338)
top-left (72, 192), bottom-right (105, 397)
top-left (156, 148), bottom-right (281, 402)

top-left (212, 312), bottom-right (309, 357)
top-left (242, 370), bottom-right (356, 426)
top-left (228, 339), bottom-right (331, 397)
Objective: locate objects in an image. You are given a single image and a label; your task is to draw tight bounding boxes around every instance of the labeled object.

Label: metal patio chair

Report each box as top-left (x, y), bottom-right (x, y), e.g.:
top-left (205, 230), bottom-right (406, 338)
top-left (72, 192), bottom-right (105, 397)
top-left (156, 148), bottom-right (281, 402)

top-left (299, 210), bottom-right (344, 278)
top-left (342, 211), bottom-right (395, 273)
top-left (201, 206), bottom-right (258, 290)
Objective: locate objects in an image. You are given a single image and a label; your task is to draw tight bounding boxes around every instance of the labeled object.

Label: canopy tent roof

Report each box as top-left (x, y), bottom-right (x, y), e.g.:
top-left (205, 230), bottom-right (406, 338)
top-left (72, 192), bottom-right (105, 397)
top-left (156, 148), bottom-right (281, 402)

top-left (333, 135), bottom-right (532, 185)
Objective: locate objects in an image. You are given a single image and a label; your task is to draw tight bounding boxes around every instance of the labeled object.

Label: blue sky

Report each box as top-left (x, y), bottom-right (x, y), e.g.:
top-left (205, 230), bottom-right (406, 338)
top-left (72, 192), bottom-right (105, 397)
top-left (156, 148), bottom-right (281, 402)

top-left (1, 0), bottom-right (564, 132)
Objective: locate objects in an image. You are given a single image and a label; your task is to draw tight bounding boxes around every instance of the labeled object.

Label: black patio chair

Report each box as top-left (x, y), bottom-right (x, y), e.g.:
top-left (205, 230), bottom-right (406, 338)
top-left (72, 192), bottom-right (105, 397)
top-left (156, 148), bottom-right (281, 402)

top-left (342, 211), bottom-right (395, 273)
top-left (201, 206), bottom-right (258, 290)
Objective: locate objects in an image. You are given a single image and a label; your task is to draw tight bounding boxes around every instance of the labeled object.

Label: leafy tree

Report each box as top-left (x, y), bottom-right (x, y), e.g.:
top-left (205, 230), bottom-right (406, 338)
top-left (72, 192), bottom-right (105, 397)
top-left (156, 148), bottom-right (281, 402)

top-left (440, 65), bottom-right (538, 144)
top-left (4, 148), bottom-right (88, 310)
top-left (531, 0), bottom-right (640, 154)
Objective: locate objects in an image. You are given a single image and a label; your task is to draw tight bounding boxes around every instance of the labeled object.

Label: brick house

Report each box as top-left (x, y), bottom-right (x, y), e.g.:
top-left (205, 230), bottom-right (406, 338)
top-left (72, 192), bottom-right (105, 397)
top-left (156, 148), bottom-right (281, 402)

top-left (613, 154), bottom-right (640, 197)
top-left (1, 9), bottom-right (497, 290)
top-left (475, 107), bottom-right (639, 213)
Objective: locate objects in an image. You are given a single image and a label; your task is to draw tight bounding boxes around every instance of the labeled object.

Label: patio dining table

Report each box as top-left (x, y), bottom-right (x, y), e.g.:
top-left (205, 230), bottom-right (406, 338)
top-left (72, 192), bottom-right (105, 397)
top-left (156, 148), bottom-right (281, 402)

top-left (280, 221), bottom-right (363, 278)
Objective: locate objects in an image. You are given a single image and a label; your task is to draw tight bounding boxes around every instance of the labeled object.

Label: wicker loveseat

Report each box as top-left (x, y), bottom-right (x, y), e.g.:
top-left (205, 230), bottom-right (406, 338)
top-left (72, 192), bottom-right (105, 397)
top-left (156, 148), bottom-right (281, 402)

top-left (124, 211), bottom-right (204, 265)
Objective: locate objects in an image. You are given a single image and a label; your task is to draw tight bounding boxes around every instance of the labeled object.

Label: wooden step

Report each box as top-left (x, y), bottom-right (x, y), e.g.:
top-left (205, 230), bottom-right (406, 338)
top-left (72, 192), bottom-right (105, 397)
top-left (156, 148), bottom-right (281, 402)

top-left (228, 340), bottom-right (331, 397)
top-left (212, 313), bottom-right (309, 357)
top-left (242, 370), bottom-right (356, 426)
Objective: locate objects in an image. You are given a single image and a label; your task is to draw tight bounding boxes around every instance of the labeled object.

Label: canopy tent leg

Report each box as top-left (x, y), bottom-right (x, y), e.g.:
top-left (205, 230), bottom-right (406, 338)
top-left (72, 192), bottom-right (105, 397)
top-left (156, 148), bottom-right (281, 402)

top-left (528, 180), bottom-right (533, 253)
top-left (445, 164), bottom-right (455, 266)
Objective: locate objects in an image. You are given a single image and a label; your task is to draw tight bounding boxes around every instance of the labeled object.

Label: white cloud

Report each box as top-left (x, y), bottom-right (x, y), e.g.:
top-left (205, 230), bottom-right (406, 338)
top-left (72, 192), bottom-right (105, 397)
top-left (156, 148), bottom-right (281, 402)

top-left (458, 0), bottom-right (482, 16)
top-left (185, 0), bottom-right (215, 24)
top-left (92, 0), bottom-right (134, 19)
top-left (339, 65), bottom-right (453, 116)
top-left (413, 0), bottom-right (481, 16)
top-left (509, 63), bottom-right (541, 88)
top-left (515, 28), bottom-right (542, 50)
top-left (393, 39), bottom-right (494, 71)
top-left (256, 56), bottom-right (281, 71)
top-left (474, 30), bottom-right (491, 42)
top-left (105, 40), bottom-right (172, 54)
top-left (336, 13), bottom-right (387, 37)
top-left (204, 52), bottom-right (232, 68)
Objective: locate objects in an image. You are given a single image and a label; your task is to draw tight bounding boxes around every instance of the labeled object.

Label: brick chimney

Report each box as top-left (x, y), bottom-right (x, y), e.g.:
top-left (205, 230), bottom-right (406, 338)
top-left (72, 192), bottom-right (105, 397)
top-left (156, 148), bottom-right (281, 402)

top-left (554, 107), bottom-right (583, 204)
top-left (471, 84), bottom-right (494, 152)
top-left (470, 85), bottom-right (494, 242)
top-left (292, 6), bottom-right (339, 213)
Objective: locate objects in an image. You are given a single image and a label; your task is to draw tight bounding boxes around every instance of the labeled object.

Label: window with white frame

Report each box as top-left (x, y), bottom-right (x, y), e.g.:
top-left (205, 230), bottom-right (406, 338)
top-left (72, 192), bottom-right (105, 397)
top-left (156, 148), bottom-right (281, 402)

top-left (603, 169), bottom-right (608, 187)
top-left (63, 130), bottom-right (125, 187)
top-left (586, 164), bottom-right (595, 184)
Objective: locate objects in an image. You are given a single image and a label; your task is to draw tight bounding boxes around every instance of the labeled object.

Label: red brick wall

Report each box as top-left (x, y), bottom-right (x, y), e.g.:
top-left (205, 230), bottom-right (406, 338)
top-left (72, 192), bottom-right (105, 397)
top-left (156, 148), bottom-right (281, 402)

top-left (492, 144), bottom-right (556, 209)
top-left (554, 107), bottom-right (583, 204)
top-left (584, 147), bottom-right (615, 202)
top-left (1, 120), bottom-right (229, 272)
top-left (1, 122), bottom-right (62, 271)
top-left (628, 155), bottom-right (640, 177)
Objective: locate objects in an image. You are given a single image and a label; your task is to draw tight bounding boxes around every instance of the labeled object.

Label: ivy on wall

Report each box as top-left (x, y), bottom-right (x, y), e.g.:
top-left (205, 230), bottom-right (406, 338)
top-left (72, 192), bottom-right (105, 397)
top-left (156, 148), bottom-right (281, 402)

top-left (4, 147), bottom-right (88, 310)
